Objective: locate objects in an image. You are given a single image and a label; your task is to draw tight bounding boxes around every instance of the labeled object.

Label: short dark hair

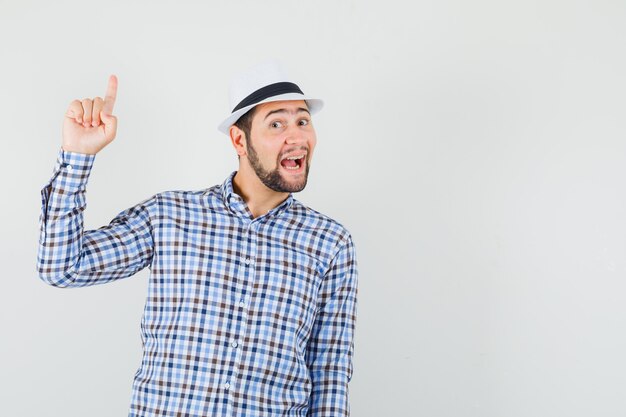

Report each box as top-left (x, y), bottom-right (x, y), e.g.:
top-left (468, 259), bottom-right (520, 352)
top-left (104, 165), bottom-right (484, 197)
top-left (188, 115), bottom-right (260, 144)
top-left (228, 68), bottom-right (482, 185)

top-left (233, 106), bottom-right (258, 142)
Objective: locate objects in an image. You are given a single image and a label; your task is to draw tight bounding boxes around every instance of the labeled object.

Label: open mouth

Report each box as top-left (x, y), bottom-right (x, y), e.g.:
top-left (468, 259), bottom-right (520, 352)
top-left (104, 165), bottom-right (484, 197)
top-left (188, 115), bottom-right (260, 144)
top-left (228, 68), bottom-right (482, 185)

top-left (280, 153), bottom-right (306, 171)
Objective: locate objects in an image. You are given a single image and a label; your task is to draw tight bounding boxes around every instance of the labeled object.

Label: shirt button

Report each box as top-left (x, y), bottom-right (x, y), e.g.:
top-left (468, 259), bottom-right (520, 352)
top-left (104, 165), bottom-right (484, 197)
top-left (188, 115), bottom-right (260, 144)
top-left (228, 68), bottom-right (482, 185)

top-left (239, 299), bottom-right (246, 307)
top-left (244, 258), bottom-right (251, 265)
top-left (224, 382), bottom-right (230, 389)
top-left (231, 341), bottom-right (238, 348)
top-left (66, 164), bottom-right (73, 172)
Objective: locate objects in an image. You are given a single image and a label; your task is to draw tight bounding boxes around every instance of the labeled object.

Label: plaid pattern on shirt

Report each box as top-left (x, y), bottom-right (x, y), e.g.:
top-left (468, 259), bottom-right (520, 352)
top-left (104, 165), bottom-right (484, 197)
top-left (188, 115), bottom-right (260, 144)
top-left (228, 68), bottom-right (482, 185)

top-left (37, 148), bottom-right (358, 417)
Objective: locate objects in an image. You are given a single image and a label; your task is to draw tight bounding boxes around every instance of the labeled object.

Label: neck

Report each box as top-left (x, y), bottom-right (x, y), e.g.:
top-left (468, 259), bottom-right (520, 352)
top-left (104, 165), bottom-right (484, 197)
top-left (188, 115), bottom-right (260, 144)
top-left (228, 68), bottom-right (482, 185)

top-left (232, 164), bottom-right (289, 219)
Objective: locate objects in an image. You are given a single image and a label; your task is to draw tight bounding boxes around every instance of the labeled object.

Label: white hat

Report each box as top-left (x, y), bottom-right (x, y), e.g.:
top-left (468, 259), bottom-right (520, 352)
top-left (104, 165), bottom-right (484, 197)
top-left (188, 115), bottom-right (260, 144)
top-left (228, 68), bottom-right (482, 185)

top-left (217, 59), bottom-right (324, 135)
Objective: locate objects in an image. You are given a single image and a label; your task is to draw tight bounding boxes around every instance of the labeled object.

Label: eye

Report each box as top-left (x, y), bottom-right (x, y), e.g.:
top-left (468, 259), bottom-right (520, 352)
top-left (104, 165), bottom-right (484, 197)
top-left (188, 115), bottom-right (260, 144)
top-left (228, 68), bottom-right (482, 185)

top-left (299, 119), bottom-right (310, 126)
top-left (270, 121), bottom-right (283, 128)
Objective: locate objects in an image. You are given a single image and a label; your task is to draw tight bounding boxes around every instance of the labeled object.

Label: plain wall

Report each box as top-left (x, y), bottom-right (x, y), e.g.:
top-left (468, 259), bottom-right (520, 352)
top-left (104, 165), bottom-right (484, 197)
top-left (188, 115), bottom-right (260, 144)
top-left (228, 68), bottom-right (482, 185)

top-left (1, 0), bottom-right (626, 415)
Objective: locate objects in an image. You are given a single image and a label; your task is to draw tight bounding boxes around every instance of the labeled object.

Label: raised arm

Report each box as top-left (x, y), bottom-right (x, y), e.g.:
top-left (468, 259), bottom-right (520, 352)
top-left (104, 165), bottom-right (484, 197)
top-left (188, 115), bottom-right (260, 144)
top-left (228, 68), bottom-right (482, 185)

top-left (37, 76), bottom-right (157, 288)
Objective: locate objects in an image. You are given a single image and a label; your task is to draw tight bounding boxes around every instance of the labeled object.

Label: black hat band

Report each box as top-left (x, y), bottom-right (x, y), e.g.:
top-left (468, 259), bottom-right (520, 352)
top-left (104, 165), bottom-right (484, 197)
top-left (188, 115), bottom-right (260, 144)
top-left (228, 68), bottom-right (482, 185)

top-left (232, 82), bottom-right (304, 113)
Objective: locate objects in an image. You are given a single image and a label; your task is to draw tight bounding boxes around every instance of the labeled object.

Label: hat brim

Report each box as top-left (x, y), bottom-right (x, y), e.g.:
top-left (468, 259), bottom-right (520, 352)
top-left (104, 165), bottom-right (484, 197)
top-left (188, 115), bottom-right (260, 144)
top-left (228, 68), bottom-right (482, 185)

top-left (217, 93), bottom-right (323, 135)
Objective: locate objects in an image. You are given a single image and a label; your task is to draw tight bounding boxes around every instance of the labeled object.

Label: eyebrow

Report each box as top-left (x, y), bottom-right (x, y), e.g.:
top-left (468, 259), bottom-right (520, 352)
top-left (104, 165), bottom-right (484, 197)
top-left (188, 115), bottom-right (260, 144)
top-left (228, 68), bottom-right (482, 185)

top-left (263, 107), bottom-right (310, 121)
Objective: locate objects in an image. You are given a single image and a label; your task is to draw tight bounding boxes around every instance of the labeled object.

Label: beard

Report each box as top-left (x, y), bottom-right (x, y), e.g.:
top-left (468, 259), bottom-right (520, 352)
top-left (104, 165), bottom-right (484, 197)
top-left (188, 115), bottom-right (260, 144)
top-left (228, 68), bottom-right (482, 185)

top-left (246, 138), bottom-right (310, 193)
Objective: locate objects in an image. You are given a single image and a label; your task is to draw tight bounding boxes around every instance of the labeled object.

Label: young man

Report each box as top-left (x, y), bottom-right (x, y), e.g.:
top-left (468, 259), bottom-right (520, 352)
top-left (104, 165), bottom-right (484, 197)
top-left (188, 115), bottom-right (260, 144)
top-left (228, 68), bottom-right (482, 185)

top-left (37, 60), bottom-right (358, 417)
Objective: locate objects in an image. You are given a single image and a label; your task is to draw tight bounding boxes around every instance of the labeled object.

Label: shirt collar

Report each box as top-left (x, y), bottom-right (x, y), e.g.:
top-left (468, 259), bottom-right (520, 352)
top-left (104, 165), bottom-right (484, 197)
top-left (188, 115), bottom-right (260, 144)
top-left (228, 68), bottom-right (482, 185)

top-left (220, 171), bottom-right (294, 219)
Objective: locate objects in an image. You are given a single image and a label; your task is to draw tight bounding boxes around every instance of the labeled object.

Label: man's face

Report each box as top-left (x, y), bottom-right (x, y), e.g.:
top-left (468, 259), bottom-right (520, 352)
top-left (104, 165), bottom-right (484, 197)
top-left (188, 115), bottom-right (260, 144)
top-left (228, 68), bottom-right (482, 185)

top-left (244, 100), bottom-right (317, 193)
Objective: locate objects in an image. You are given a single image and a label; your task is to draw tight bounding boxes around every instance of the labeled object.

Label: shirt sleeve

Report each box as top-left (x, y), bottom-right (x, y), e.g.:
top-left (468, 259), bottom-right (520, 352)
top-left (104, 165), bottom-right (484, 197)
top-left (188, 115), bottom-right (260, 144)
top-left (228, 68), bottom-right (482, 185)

top-left (36, 147), bottom-right (158, 288)
top-left (305, 234), bottom-right (359, 417)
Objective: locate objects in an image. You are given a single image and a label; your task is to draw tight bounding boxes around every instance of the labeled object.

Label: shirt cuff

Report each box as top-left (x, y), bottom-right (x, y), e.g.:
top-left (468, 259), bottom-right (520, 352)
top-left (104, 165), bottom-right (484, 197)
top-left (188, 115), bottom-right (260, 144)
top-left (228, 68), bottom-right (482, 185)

top-left (56, 146), bottom-right (96, 173)
top-left (44, 147), bottom-right (97, 197)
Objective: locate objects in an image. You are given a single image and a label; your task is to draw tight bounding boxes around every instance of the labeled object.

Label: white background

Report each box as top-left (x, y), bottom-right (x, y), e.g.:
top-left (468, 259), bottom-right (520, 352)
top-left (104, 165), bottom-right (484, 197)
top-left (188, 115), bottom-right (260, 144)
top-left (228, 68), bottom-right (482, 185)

top-left (1, 0), bottom-right (626, 416)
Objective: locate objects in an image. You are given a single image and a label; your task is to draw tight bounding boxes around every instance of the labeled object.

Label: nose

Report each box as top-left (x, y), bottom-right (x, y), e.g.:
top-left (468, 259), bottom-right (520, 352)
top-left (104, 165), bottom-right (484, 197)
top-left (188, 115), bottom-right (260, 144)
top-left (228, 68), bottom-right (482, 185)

top-left (285, 124), bottom-right (306, 145)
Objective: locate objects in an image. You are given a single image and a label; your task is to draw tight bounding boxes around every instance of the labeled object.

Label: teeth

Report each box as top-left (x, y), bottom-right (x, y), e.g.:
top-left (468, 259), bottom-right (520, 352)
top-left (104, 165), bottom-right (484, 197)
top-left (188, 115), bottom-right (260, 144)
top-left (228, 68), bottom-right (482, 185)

top-left (284, 154), bottom-right (305, 160)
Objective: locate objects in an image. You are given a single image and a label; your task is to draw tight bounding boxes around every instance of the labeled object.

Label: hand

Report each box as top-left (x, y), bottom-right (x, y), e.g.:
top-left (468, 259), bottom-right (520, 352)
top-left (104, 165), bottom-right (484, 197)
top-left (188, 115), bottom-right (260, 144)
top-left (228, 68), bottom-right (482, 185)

top-left (62, 75), bottom-right (118, 155)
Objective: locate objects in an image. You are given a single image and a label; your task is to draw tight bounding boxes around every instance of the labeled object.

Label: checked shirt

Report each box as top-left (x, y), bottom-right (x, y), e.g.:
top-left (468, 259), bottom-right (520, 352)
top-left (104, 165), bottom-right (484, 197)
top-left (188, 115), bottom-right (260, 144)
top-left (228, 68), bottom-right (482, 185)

top-left (37, 148), bottom-right (358, 417)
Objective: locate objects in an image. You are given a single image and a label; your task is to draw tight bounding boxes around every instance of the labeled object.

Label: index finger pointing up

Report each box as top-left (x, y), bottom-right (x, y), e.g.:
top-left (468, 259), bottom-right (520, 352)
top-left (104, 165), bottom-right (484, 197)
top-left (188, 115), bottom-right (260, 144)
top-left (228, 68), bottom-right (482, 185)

top-left (102, 74), bottom-right (118, 114)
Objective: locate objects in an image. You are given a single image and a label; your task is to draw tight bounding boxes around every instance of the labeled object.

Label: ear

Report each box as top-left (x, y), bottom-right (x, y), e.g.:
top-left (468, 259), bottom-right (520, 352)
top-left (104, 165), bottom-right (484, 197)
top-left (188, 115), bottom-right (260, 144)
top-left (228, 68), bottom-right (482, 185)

top-left (229, 125), bottom-right (247, 157)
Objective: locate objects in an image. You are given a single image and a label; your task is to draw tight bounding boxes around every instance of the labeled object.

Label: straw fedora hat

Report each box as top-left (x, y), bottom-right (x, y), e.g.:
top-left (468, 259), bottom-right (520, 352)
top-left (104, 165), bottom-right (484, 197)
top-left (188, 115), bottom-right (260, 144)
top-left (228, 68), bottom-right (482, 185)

top-left (217, 59), bottom-right (324, 135)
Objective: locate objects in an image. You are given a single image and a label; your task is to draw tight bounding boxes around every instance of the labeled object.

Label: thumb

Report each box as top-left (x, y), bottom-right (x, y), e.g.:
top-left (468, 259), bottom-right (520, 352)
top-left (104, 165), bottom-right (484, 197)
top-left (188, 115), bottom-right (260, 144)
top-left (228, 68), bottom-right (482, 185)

top-left (100, 111), bottom-right (118, 141)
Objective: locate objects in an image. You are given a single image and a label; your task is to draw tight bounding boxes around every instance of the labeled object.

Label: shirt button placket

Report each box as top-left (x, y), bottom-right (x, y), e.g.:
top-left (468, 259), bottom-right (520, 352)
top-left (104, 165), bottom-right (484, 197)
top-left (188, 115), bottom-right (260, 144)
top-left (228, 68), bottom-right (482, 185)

top-left (232, 222), bottom-right (256, 389)
top-left (231, 337), bottom-right (241, 383)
